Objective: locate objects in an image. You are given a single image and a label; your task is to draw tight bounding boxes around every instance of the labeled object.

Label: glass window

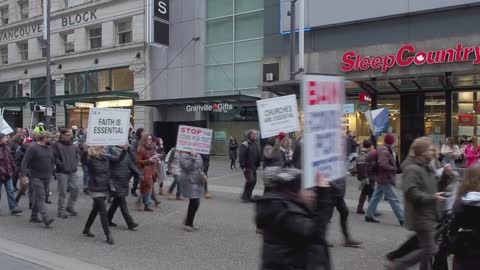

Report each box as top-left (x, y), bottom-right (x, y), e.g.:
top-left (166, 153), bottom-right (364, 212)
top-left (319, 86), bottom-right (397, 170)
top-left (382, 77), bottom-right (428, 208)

top-left (0, 6), bottom-right (8, 25)
top-left (207, 65), bottom-right (234, 91)
top-left (18, 42), bottom-right (28, 62)
top-left (87, 70), bottom-right (110, 92)
top-left (38, 38), bottom-right (46, 58)
top-left (207, 0), bottom-right (233, 19)
top-left (235, 0), bottom-right (263, 13)
top-left (206, 44), bottom-right (233, 65)
top-left (0, 46), bottom-right (7, 64)
top-left (65, 73), bottom-right (86, 95)
top-left (63, 32), bottom-right (75, 54)
top-left (19, 0), bottom-right (28, 19)
top-left (89, 27), bottom-right (102, 49)
top-left (234, 61), bottom-right (261, 89)
top-left (0, 81), bottom-right (22, 98)
top-left (117, 20), bottom-right (132, 45)
top-left (234, 39), bottom-right (262, 62)
top-left (31, 77), bottom-right (46, 97)
top-left (207, 17), bottom-right (233, 44)
top-left (112, 68), bottom-right (133, 91)
top-left (234, 11), bottom-right (263, 40)
top-left (64, 0), bottom-right (83, 8)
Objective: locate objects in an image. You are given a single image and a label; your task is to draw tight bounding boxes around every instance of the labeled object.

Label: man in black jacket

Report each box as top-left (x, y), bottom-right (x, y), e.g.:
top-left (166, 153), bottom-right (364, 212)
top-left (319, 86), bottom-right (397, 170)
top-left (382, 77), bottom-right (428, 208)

top-left (53, 128), bottom-right (80, 218)
top-left (20, 132), bottom-right (55, 227)
top-left (239, 129), bottom-right (260, 203)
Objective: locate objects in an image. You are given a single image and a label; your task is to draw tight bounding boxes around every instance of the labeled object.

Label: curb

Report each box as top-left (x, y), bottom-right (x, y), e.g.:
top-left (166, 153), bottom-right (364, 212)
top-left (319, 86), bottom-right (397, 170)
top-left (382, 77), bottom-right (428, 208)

top-left (0, 238), bottom-right (111, 270)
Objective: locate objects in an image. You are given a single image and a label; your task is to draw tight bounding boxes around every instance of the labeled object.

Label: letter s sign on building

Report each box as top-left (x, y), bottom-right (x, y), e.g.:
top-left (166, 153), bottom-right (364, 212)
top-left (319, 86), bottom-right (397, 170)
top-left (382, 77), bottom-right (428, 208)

top-left (147, 0), bottom-right (169, 47)
top-left (154, 0), bottom-right (169, 21)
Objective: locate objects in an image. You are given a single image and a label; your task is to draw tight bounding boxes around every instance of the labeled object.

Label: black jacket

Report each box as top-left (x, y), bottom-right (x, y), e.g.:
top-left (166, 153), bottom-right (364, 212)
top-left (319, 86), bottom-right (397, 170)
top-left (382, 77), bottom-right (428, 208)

top-left (239, 139), bottom-right (260, 169)
top-left (52, 140), bottom-right (79, 174)
top-left (81, 152), bottom-right (110, 193)
top-left (109, 146), bottom-right (140, 197)
top-left (20, 143), bottom-right (55, 179)
top-left (256, 188), bottom-right (332, 270)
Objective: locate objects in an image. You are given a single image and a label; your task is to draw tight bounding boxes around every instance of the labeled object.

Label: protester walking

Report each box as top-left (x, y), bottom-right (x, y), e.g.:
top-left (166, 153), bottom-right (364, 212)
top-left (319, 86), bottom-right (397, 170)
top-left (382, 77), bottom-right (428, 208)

top-left (229, 137), bottom-right (238, 170)
top-left (441, 137), bottom-right (461, 167)
top-left (464, 137), bottom-right (480, 168)
top-left (155, 137), bottom-right (166, 196)
top-left (263, 132), bottom-right (285, 169)
top-left (356, 139), bottom-right (375, 214)
top-left (0, 133), bottom-right (23, 216)
top-left (166, 147), bottom-right (182, 200)
top-left (14, 137), bottom-right (33, 204)
top-left (346, 130), bottom-right (359, 172)
top-left (386, 137), bottom-right (447, 270)
top-left (107, 145), bottom-right (140, 231)
top-left (256, 167), bottom-right (332, 270)
top-left (239, 130), bottom-right (260, 203)
top-left (130, 128), bottom-right (146, 196)
top-left (280, 136), bottom-right (293, 168)
top-left (365, 134), bottom-right (405, 225)
top-left (81, 145), bottom-right (115, 245)
top-left (136, 134), bottom-right (158, 211)
top-left (52, 128), bottom-right (80, 218)
top-left (200, 152), bottom-right (212, 199)
top-left (20, 132), bottom-right (55, 227)
top-left (450, 164), bottom-right (480, 270)
top-left (9, 133), bottom-right (24, 191)
top-left (179, 151), bottom-right (205, 232)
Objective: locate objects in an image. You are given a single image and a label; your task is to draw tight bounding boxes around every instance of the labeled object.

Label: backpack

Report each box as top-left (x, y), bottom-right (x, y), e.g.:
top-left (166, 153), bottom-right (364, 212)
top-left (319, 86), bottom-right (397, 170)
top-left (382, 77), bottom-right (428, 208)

top-left (356, 150), bottom-right (369, 180)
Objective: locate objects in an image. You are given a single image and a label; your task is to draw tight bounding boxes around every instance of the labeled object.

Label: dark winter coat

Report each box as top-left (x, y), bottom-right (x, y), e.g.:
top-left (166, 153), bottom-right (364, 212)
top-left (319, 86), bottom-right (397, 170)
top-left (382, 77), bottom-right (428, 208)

top-left (179, 153), bottom-right (204, 199)
top-left (20, 143), bottom-right (55, 179)
top-left (256, 188), bottom-right (332, 270)
top-left (52, 139), bottom-right (79, 174)
top-left (374, 145), bottom-right (400, 185)
top-left (346, 137), bottom-right (358, 155)
top-left (14, 144), bottom-right (28, 170)
top-left (229, 140), bottom-right (238, 160)
top-left (401, 156), bottom-right (439, 232)
top-left (0, 143), bottom-right (16, 181)
top-left (109, 146), bottom-right (140, 197)
top-left (292, 140), bottom-right (302, 170)
top-left (239, 139), bottom-right (260, 169)
top-left (263, 142), bottom-right (284, 168)
top-left (81, 152), bottom-right (110, 193)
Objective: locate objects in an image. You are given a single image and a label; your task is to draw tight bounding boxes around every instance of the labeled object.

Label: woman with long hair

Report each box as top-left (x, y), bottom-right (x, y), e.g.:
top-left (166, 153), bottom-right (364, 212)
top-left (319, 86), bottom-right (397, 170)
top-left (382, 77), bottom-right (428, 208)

top-left (81, 146), bottom-right (114, 245)
top-left (136, 134), bottom-right (158, 212)
top-left (450, 164), bottom-right (480, 269)
top-left (228, 136), bottom-right (238, 170)
top-left (464, 137), bottom-right (480, 168)
top-left (280, 137), bottom-right (293, 168)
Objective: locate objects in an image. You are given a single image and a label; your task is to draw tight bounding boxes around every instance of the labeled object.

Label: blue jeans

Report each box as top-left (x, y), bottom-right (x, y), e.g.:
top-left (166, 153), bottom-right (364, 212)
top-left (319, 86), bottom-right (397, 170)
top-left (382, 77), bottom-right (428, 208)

top-left (139, 192), bottom-right (151, 205)
top-left (366, 183), bottom-right (404, 222)
top-left (168, 175), bottom-right (181, 198)
top-left (0, 178), bottom-right (19, 212)
top-left (82, 164), bottom-right (89, 191)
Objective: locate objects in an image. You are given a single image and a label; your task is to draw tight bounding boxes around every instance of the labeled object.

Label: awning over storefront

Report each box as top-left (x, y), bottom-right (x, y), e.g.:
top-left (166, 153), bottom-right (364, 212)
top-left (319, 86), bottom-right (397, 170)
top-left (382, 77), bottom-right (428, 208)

top-left (135, 94), bottom-right (260, 107)
top-left (261, 80), bottom-right (300, 97)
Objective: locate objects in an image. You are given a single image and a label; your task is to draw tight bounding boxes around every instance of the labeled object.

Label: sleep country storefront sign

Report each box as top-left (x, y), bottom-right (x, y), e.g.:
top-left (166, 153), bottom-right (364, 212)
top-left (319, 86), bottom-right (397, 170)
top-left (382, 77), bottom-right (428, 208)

top-left (341, 44), bottom-right (480, 73)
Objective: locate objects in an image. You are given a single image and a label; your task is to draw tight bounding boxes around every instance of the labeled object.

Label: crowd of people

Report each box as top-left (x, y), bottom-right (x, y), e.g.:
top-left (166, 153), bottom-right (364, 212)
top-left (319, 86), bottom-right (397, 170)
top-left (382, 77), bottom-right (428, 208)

top-left (1, 125), bottom-right (480, 269)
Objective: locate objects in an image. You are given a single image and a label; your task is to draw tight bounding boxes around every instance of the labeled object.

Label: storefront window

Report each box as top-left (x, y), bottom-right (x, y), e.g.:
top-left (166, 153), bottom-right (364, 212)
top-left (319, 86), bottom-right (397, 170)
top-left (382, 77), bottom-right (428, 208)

top-left (453, 91), bottom-right (479, 143)
top-left (31, 77), bottom-right (55, 97)
top-left (65, 68), bottom-right (133, 94)
top-left (87, 70), bottom-right (110, 92)
top-left (67, 108), bottom-right (90, 129)
top-left (425, 94), bottom-right (446, 147)
top-left (112, 68), bottom-right (134, 91)
top-left (65, 73), bottom-right (86, 95)
top-left (0, 81), bottom-right (22, 98)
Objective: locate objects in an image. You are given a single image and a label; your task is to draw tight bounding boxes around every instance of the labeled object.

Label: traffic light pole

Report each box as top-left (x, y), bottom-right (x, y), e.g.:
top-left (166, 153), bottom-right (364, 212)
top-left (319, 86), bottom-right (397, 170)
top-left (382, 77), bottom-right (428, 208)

top-left (44, 0), bottom-right (52, 130)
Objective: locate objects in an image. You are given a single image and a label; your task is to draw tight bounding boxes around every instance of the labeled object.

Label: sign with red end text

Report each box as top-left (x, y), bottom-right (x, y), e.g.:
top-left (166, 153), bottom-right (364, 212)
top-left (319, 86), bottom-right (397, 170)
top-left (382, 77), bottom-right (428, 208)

top-left (176, 125), bottom-right (213, 155)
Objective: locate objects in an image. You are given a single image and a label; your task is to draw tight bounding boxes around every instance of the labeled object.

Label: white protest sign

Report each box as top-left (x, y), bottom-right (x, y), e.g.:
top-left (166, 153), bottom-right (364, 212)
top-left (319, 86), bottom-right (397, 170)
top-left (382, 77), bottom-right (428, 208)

top-left (176, 125), bottom-right (213, 155)
top-left (86, 108), bottom-right (131, 146)
top-left (302, 74), bottom-right (345, 187)
top-left (257, 95), bottom-right (300, 139)
top-left (0, 114), bottom-right (14, 134)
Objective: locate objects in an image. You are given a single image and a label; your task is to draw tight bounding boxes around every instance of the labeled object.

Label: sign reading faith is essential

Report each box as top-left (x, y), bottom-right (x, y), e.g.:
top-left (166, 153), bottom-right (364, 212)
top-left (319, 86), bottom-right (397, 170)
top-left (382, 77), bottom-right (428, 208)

top-left (176, 125), bottom-right (213, 155)
top-left (0, 115), bottom-right (14, 134)
top-left (256, 95), bottom-right (300, 139)
top-left (86, 108), bottom-right (131, 146)
top-left (302, 74), bottom-right (345, 187)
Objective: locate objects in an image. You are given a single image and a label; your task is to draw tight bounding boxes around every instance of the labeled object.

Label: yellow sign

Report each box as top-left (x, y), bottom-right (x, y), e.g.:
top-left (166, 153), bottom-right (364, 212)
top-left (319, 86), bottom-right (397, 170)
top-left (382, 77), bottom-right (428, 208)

top-left (96, 99), bottom-right (133, 108)
top-left (75, 102), bottom-right (94, 108)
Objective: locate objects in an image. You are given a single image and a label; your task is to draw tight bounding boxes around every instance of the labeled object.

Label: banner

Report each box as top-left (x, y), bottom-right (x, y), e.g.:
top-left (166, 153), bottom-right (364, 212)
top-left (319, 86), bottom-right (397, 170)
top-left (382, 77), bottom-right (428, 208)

top-left (302, 75), bottom-right (345, 187)
top-left (256, 95), bottom-right (300, 139)
top-left (365, 108), bottom-right (390, 136)
top-left (176, 125), bottom-right (213, 155)
top-left (86, 108), bottom-right (131, 146)
top-left (0, 114), bottom-right (14, 134)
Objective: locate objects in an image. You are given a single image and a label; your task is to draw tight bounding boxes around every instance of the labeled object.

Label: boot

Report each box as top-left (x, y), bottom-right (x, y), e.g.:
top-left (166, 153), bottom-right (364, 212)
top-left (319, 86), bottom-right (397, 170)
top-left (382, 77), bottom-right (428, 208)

top-left (82, 228), bottom-right (95, 237)
top-left (43, 218), bottom-right (54, 228)
top-left (144, 206), bottom-right (154, 212)
top-left (106, 233), bottom-right (115, 245)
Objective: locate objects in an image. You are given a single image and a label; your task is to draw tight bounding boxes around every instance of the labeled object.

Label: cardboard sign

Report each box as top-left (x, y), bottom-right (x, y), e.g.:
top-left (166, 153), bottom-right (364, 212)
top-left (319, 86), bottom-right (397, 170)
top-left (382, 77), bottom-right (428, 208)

top-left (86, 108), bottom-right (131, 146)
top-left (256, 95), bottom-right (300, 139)
top-left (302, 75), bottom-right (345, 187)
top-left (176, 125), bottom-right (213, 155)
top-left (0, 115), bottom-right (14, 134)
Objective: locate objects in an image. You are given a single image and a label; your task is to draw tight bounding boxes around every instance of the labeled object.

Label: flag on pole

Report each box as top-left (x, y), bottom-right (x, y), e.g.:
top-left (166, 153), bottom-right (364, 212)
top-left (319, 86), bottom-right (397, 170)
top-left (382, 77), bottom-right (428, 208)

top-left (365, 108), bottom-right (390, 136)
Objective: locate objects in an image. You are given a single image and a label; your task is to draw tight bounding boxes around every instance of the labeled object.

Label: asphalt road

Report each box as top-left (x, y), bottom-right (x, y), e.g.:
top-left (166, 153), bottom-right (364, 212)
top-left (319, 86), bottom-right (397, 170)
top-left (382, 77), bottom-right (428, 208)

top-left (0, 157), bottom-right (410, 270)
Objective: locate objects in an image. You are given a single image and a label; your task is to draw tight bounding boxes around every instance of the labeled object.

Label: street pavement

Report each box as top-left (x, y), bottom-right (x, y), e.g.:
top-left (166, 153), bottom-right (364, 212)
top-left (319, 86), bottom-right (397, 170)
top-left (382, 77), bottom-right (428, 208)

top-left (0, 253), bottom-right (49, 270)
top-left (0, 157), bottom-right (410, 270)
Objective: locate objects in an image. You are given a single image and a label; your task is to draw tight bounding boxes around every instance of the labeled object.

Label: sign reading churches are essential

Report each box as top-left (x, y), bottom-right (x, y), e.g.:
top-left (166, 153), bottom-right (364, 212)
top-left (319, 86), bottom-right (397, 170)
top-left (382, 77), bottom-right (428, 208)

top-left (0, 9), bottom-right (98, 43)
top-left (148, 0), bottom-right (170, 47)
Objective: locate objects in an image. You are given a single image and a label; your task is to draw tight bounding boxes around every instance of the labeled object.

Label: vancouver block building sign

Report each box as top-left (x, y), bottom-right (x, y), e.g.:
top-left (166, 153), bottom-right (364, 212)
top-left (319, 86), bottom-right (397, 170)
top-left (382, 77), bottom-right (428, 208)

top-left (341, 44), bottom-right (480, 73)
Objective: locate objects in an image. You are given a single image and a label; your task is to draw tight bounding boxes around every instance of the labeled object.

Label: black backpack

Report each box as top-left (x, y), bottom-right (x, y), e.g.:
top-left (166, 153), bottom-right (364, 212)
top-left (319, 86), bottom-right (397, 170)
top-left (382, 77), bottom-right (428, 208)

top-left (356, 150), bottom-right (369, 180)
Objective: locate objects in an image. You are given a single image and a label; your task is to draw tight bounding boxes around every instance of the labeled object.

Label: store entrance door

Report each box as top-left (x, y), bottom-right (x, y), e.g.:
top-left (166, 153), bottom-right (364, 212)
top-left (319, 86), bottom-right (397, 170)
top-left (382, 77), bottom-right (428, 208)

top-left (400, 94), bottom-right (426, 160)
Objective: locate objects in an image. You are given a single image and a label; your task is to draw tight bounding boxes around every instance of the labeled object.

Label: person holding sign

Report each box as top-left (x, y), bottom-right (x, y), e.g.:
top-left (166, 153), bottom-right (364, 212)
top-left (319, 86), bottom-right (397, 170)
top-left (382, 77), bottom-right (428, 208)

top-left (239, 130), bottom-right (261, 203)
top-left (179, 151), bottom-right (205, 232)
top-left (136, 134), bottom-right (159, 212)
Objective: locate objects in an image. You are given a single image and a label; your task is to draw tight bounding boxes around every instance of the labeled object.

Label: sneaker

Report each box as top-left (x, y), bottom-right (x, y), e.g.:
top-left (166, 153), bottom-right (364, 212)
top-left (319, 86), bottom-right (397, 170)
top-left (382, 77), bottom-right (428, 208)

top-left (29, 217), bottom-right (42, 223)
top-left (66, 208), bottom-right (78, 216)
top-left (11, 209), bottom-right (23, 216)
top-left (365, 216), bottom-right (380, 223)
top-left (44, 218), bottom-right (55, 228)
top-left (128, 223), bottom-right (139, 231)
top-left (131, 190), bottom-right (138, 197)
top-left (344, 239), bottom-right (363, 248)
top-left (356, 209), bottom-right (365, 214)
top-left (144, 206), bottom-right (154, 212)
top-left (109, 222), bottom-right (118, 227)
top-left (58, 212), bottom-right (68, 219)
top-left (183, 225), bottom-right (195, 232)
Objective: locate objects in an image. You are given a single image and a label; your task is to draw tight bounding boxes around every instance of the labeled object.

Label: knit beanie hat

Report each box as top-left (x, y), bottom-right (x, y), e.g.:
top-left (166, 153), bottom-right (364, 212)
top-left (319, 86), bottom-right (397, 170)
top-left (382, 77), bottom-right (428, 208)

top-left (384, 134), bottom-right (395, 145)
top-left (410, 137), bottom-right (433, 157)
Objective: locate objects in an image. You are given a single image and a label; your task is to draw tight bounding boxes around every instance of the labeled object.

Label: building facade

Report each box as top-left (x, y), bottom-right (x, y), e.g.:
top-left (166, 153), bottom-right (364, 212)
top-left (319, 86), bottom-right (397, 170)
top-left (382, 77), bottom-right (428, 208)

top-left (264, 0), bottom-right (480, 158)
top-left (0, 0), bottom-right (150, 131)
